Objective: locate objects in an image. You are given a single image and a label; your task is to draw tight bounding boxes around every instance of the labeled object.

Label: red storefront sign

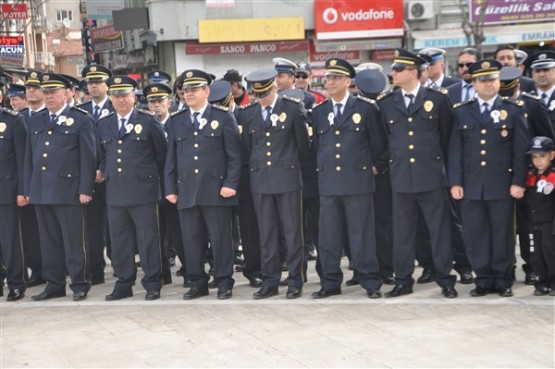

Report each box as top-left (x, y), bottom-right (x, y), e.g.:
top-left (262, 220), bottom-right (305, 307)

top-left (185, 40), bottom-right (308, 55)
top-left (1, 3), bottom-right (27, 19)
top-left (309, 38), bottom-right (360, 66)
top-left (314, 0), bottom-right (403, 40)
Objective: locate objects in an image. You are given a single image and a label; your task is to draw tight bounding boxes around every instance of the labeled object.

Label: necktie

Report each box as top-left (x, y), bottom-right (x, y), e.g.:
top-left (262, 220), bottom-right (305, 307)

top-left (30, 110), bottom-right (36, 117)
top-left (462, 84), bottom-right (471, 102)
top-left (541, 93), bottom-right (548, 106)
top-left (334, 103), bottom-right (342, 125)
top-left (264, 106), bottom-right (272, 128)
top-left (192, 112), bottom-right (200, 130)
top-left (119, 118), bottom-right (127, 138)
top-left (405, 94), bottom-right (414, 115)
top-left (93, 106), bottom-right (100, 120)
top-left (481, 102), bottom-right (490, 122)
top-left (49, 114), bottom-right (57, 129)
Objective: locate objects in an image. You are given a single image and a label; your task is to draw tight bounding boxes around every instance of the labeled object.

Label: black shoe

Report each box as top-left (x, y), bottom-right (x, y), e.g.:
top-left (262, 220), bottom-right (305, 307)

top-left (208, 280), bottom-right (218, 289)
top-left (441, 286), bottom-right (458, 298)
top-left (367, 290), bottom-right (382, 299)
top-left (382, 275), bottom-right (396, 285)
top-left (534, 287), bottom-right (550, 296)
top-left (217, 287), bottom-right (233, 300)
top-left (163, 276), bottom-right (173, 285)
top-left (470, 286), bottom-right (491, 297)
top-left (7, 289), bottom-right (25, 301)
top-left (417, 268), bottom-right (436, 284)
top-left (32, 289), bottom-right (66, 301)
top-left (248, 277), bottom-right (263, 288)
top-left (345, 276), bottom-right (360, 286)
top-left (286, 286), bottom-right (302, 299)
top-left (27, 274), bottom-right (46, 288)
top-left (459, 271), bottom-right (474, 285)
top-left (311, 288), bottom-right (341, 299)
top-left (105, 290), bottom-right (133, 301)
top-left (72, 291), bottom-right (88, 301)
top-left (253, 286), bottom-right (278, 299)
top-left (385, 284), bottom-right (413, 298)
top-left (525, 272), bottom-right (539, 285)
top-left (235, 262), bottom-right (246, 272)
top-left (183, 287), bottom-right (208, 300)
top-left (278, 279), bottom-right (288, 287)
top-left (498, 287), bottom-right (513, 297)
top-left (145, 290), bottom-right (161, 301)
top-left (183, 279), bottom-right (192, 288)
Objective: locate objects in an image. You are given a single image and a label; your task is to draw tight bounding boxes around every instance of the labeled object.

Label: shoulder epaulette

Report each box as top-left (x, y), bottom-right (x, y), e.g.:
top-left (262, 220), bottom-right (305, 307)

top-left (377, 88), bottom-right (395, 101)
top-left (138, 108), bottom-right (155, 116)
top-left (453, 98), bottom-right (475, 109)
top-left (427, 85), bottom-right (448, 95)
top-left (282, 95), bottom-right (302, 104)
top-left (357, 95), bottom-right (376, 104)
top-left (312, 98), bottom-right (329, 110)
top-left (77, 101), bottom-right (91, 108)
top-left (2, 107), bottom-right (18, 116)
top-left (211, 103), bottom-right (229, 112)
top-left (240, 101), bottom-right (258, 110)
top-left (171, 108), bottom-right (186, 117)
top-left (98, 111), bottom-right (115, 120)
top-left (500, 97), bottom-right (522, 106)
top-left (521, 91), bottom-right (541, 100)
top-left (71, 105), bottom-right (89, 114)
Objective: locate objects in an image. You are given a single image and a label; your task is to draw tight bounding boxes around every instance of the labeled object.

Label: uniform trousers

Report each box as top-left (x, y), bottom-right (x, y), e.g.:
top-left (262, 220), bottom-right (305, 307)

top-left (34, 205), bottom-right (90, 293)
top-left (529, 223), bottom-right (555, 290)
top-left (252, 191), bottom-right (304, 289)
top-left (374, 174), bottom-right (393, 278)
top-left (20, 204), bottom-right (41, 276)
top-left (236, 199), bottom-right (262, 281)
top-left (0, 204), bottom-right (26, 290)
top-left (516, 202), bottom-right (534, 274)
top-left (107, 203), bottom-right (162, 292)
top-left (392, 190), bottom-right (455, 287)
top-left (179, 206), bottom-right (234, 290)
top-left (160, 201), bottom-right (185, 276)
top-left (86, 182), bottom-right (109, 279)
top-left (319, 194), bottom-right (382, 292)
top-left (459, 198), bottom-right (515, 289)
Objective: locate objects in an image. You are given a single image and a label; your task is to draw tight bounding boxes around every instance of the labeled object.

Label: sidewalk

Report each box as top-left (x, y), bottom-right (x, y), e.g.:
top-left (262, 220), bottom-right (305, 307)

top-left (1, 261), bottom-right (553, 368)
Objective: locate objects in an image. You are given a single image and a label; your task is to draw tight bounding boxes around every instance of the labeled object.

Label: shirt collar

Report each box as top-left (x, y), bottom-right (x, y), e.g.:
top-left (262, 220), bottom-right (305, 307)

top-left (537, 86), bottom-right (555, 99)
top-left (50, 104), bottom-right (68, 117)
top-left (477, 95), bottom-right (497, 108)
top-left (93, 96), bottom-right (109, 110)
top-left (331, 92), bottom-right (349, 108)
top-left (191, 102), bottom-right (209, 118)
top-left (402, 83), bottom-right (421, 98)
top-left (117, 108), bottom-right (133, 122)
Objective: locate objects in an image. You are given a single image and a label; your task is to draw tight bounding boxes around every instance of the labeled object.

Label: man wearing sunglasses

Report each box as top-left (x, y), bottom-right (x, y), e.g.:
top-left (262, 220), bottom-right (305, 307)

top-left (447, 48), bottom-right (481, 104)
top-left (294, 61), bottom-right (326, 106)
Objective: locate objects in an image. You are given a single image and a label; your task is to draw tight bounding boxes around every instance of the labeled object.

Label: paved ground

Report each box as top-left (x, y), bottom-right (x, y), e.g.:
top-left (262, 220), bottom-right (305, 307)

top-left (1, 260), bottom-right (554, 368)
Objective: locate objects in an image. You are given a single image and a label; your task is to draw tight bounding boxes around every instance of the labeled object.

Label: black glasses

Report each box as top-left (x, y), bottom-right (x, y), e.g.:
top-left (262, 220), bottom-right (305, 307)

top-left (295, 74), bottom-right (309, 79)
top-left (392, 66), bottom-right (414, 73)
top-left (458, 62), bottom-right (473, 68)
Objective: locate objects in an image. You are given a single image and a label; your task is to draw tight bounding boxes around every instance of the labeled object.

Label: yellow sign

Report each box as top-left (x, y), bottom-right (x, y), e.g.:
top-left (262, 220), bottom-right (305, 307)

top-left (198, 17), bottom-right (305, 43)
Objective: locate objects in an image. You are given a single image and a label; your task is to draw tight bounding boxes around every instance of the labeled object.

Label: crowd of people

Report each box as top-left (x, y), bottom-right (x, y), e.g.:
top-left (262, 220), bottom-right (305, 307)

top-left (0, 44), bottom-right (554, 302)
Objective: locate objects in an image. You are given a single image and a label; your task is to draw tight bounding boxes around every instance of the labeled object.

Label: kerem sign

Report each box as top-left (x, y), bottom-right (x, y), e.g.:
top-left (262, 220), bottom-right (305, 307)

top-left (314, 0), bottom-right (403, 40)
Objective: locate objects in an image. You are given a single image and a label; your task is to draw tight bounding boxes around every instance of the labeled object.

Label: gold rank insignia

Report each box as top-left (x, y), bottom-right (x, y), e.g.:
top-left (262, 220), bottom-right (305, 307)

top-left (30, 72), bottom-right (37, 78)
top-left (517, 100), bottom-right (524, 106)
top-left (65, 118), bottom-right (74, 126)
top-left (499, 110), bottom-right (507, 121)
top-left (114, 77), bottom-right (121, 83)
top-left (152, 86), bottom-right (158, 92)
top-left (501, 129), bottom-right (508, 137)
top-left (0, 122), bottom-right (6, 132)
top-left (424, 100), bottom-right (434, 112)
top-left (394, 50), bottom-right (399, 57)
top-left (279, 112), bottom-right (287, 123)
top-left (211, 120), bottom-right (219, 130)
top-left (90, 66), bottom-right (97, 72)
top-left (134, 124), bottom-right (143, 134)
top-left (43, 75), bottom-right (49, 81)
top-left (352, 113), bottom-right (361, 124)
top-left (481, 61), bottom-right (490, 69)
top-left (186, 71), bottom-right (193, 77)
top-left (330, 59), bottom-right (337, 66)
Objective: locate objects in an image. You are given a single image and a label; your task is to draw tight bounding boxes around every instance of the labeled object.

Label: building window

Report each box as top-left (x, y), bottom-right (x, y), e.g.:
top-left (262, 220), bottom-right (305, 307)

top-left (56, 10), bottom-right (73, 22)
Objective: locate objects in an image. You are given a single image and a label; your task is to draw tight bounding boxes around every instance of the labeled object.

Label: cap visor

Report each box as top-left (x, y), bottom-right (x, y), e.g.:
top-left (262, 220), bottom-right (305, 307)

top-left (475, 73), bottom-right (499, 81)
top-left (109, 89), bottom-right (134, 96)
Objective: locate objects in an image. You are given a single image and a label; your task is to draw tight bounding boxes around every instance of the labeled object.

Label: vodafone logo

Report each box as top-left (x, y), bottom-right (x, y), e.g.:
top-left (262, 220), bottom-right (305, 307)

top-left (322, 7), bottom-right (338, 24)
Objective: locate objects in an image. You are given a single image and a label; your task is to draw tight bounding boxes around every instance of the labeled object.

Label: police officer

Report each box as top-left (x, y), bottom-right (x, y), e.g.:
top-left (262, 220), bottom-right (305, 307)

top-left (448, 60), bottom-right (529, 297)
top-left (7, 84), bottom-right (27, 112)
top-left (24, 73), bottom-right (96, 301)
top-left (419, 48), bottom-right (459, 88)
top-left (0, 104), bottom-right (27, 300)
top-left (165, 70), bottom-right (242, 300)
top-left (96, 76), bottom-right (166, 301)
top-left (495, 44), bottom-right (536, 93)
top-left (240, 68), bottom-right (311, 299)
top-left (377, 49), bottom-right (457, 298)
top-left (273, 57), bottom-right (315, 109)
top-left (310, 58), bottom-right (388, 298)
top-left (148, 70), bottom-right (172, 85)
top-left (529, 50), bottom-right (555, 129)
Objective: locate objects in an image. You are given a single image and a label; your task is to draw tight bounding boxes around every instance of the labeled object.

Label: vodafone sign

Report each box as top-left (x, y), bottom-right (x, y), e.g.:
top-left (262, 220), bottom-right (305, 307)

top-left (314, 0), bottom-right (404, 40)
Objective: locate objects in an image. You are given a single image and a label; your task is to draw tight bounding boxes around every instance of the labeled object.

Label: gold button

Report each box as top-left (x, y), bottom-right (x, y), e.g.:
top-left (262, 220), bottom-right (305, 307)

top-left (194, 132), bottom-right (198, 136)
top-left (117, 149), bottom-right (122, 154)
top-left (335, 154), bottom-right (340, 159)
top-left (363, 166), bottom-right (367, 170)
top-left (480, 140), bottom-right (486, 145)
top-left (45, 141), bottom-right (50, 146)
top-left (194, 143), bottom-right (199, 148)
top-left (118, 140), bottom-right (123, 144)
top-left (266, 152), bottom-right (271, 157)
top-left (335, 131), bottom-right (340, 136)
top-left (266, 142), bottom-right (271, 147)
top-left (409, 158), bottom-right (415, 163)
top-left (41, 166), bottom-right (46, 171)
top-left (408, 117), bottom-right (413, 123)
top-left (408, 144), bottom-right (414, 150)
top-left (502, 125), bottom-right (506, 129)
top-left (463, 125), bottom-right (468, 129)
top-left (117, 158), bottom-right (122, 163)
top-left (336, 166), bottom-right (341, 171)
top-left (48, 131), bottom-right (53, 135)
top-left (481, 161), bottom-right (486, 167)
top-left (481, 129), bottom-right (487, 134)
top-left (67, 174), bottom-right (71, 178)
top-left (480, 150), bottom-right (486, 155)
top-left (194, 156), bottom-right (198, 160)
top-left (267, 161), bottom-right (272, 166)
top-left (408, 131), bottom-right (414, 136)
top-left (266, 132), bottom-right (270, 137)
top-left (194, 169), bottom-right (199, 174)
top-left (42, 153), bottom-right (48, 158)
top-left (117, 168), bottom-right (122, 173)
top-left (336, 143), bottom-right (341, 148)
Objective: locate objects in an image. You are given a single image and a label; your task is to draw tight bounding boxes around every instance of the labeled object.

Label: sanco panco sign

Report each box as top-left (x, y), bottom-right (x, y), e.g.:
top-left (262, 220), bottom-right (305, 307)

top-left (314, 0), bottom-right (403, 40)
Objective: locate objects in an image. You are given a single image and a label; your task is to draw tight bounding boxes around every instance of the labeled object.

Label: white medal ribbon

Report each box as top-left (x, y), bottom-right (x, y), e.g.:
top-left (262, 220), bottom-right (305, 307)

top-left (199, 118), bottom-right (208, 130)
top-left (100, 109), bottom-right (110, 118)
top-left (549, 100), bottom-right (555, 111)
top-left (125, 123), bottom-right (134, 134)
top-left (328, 112), bottom-right (334, 126)
top-left (270, 113), bottom-right (278, 127)
top-left (490, 110), bottom-right (500, 123)
top-left (57, 115), bottom-right (67, 125)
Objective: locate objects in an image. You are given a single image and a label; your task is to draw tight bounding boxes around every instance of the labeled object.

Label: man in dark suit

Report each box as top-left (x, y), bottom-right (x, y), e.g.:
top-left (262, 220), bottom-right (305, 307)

top-left (97, 76), bottom-right (166, 301)
top-left (165, 70), bottom-right (242, 300)
top-left (447, 48), bottom-right (481, 104)
top-left (310, 58), bottom-right (388, 299)
top-left (529, 50), bottom-right (555, 128)
top-left (377, 49), bottom-right (458, 298)
top-left (24, 73), bottom-right (96, 301)
top-left (240, 68), bottom-right (311, 299)
top-left (448, 60), bottom-right (529, 297)
top-left (495, 44), bottom-right (536, 93)
top-left (0, 106), bottom-right (28, 300)
top-left (79, 64), bottom-right (114, 285)
top-left (419, 48), bottom-right (459, 88)
top-left (273, 57), bottom-right (315, 110)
